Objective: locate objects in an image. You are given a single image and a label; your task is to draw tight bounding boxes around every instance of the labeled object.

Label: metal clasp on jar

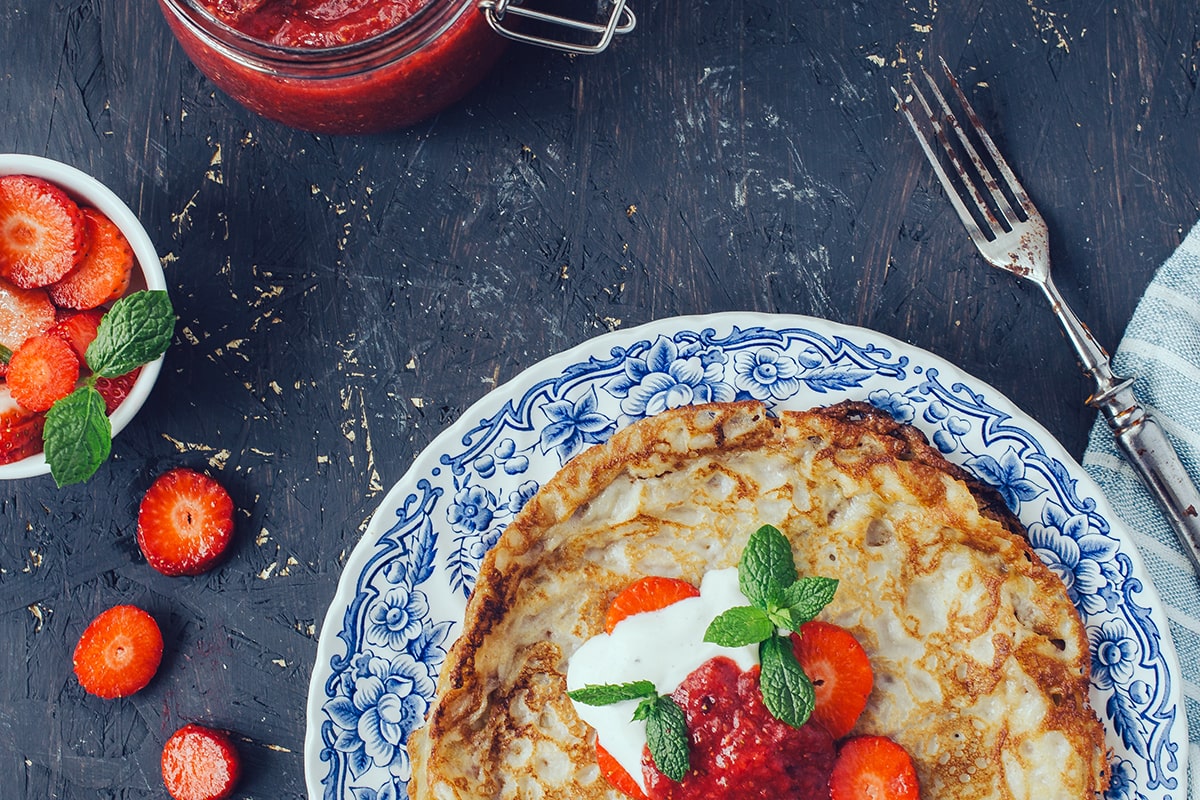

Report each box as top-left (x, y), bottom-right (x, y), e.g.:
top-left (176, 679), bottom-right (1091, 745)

top-left (478, 0), bottom-right (636, 55)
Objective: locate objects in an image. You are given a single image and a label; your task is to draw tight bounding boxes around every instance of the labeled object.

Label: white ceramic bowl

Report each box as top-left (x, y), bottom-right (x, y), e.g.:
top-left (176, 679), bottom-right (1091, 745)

top-left (0, 153), bottom-right (167, 481)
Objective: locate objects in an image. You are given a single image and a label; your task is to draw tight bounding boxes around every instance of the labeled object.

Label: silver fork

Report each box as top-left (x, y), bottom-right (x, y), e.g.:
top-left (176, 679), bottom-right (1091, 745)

top-left (894, 57), bottom-right (1200, 577)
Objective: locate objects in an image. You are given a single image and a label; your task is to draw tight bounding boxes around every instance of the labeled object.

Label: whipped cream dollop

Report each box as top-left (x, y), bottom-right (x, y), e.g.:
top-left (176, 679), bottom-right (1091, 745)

top-left (565, 568), bottom-right (758, 792)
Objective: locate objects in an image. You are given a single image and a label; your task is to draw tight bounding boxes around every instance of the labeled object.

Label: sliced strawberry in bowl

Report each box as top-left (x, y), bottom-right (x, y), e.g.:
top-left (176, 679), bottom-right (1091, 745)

top-left (0, 387), bottom-right (46, 465)
top-left (137, 468), bottom-right (236, 576)
top-left (48, 207), bottom-right (133, 310)
top-left (6, 333), bottom-right (81, 412)
top-left (0, 275), bottom-right (56, 356)
top-left (0, 174), bottom-right (86, 288)
top-left (49, 308), bottom-right (105, 361)
top-left (161, 723), bottom-right (241, 800)
top-left (792, 620), bottom-right (874, 739)
top-left (72, 604), bottom-right (164, 699)
top-left (95, 367), bottom-right (142, 414)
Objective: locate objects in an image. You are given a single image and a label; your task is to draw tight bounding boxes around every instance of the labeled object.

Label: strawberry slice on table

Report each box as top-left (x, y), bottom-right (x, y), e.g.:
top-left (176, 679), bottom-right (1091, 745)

top-left (0, 387), bottom-right (46, 464)
top-left (161, 723), bottom-right (241, 800)
top-left (0, 275), bottom-right (56, 355)
top-left (791, 620), bottom-right (874, 739)
top-left (605, 575), bottom-right (701, 634)
top-left (48, 206), bottom-right (133, 310)
top-left (0, 174), bottom-right (86, 288)
top-left (137, 468), bottom-right (236, 576)
top-left (829, 735), bottom-right (920, 800)
top-left (72, 604), bottom-right (163, 699)
top-left (48, 308), bottom-right (105, 362)
top-left (6, 333), bottom-right (81, 412)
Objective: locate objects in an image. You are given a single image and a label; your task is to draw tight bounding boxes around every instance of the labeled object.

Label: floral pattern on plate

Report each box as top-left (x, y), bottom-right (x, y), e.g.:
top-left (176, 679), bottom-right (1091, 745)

top-left (305, 313), bottom-right (1185, 800)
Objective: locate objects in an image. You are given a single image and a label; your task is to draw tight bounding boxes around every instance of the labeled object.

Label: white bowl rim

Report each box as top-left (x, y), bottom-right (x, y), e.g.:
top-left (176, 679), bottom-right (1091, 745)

top-left (0, 153), bottom-right (167, 481)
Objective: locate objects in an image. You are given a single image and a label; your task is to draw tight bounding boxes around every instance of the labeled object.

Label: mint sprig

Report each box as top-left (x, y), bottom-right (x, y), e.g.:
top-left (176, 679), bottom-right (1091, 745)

top-left (635, 695), bottom-right (689, 782)
top-left (703, 524), bottom-right (838, 728)
top-left (567, 680), bottom-right (656, 706)
top-left (43, 290), bottom-right (174, 487)
top-left (759, 632), bottom-right (817, 728)
top-left (44, 386), bottom-right (111, 482)
top-left (568, 680), bottom-right (690, 781)
top-left (86, 290), bottom-right (174, 377)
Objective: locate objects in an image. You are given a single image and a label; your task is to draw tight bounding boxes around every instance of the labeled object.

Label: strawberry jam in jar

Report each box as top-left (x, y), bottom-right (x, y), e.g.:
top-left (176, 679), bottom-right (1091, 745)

top-left (157, 0), bottom-right (636, 134)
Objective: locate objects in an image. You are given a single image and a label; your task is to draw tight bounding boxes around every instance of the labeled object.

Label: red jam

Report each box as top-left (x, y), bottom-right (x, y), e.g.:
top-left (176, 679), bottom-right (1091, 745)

top-left (156, 0), bottom-right (508, 133)
top-left (642, 657), bottom-right (836, 799)
top-left (204, 0), bottom-right (427, 48)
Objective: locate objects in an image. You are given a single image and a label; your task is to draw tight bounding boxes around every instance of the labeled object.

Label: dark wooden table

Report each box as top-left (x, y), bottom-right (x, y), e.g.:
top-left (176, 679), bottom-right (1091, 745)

top-left (3, 1), bottom-right (1198, 797)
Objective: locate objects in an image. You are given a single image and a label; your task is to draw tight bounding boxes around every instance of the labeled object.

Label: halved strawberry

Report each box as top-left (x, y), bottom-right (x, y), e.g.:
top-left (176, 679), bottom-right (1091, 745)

top-left (95, 367), bottom-right (141, 414)
top-left (605, 575), bottom-right (700, 634)
top-left (0, 386), bottom-right (45, 464)
top-left (791, 621), bottom-right (874, 739)
top-left (829, 735), bottom-right (920, 800)
top-left (72, 604), bottom-right (164, 699)
top-left (0, 275), bottom-right (56, 353)
top-left (6, 333), bottom-right (81, 412)
top-left (137, 468), bottom-right (235, 576)
top-left (161, 723), bottom-right (241, 800)
top-left (0, 174), bottom-right (86, 288)
top-left (596, 743), bottom-right (648, 800)
top-left (48, 207), bottom-right (133, 310)
top-left (49, 308), bottom-right (105, 362)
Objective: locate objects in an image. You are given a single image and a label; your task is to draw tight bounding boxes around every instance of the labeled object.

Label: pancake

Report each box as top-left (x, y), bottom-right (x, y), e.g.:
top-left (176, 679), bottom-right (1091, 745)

top-left (406, 400), bottom-right (1108, 800)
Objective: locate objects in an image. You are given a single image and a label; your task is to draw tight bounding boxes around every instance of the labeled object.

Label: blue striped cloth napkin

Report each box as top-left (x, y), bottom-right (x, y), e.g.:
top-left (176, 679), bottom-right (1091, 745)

top-left (1082, 220), bottom-right (1200, 800)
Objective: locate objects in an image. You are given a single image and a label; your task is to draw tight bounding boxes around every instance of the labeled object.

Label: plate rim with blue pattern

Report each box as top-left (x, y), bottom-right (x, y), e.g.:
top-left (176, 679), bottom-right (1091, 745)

top-left (304, 312), bottom-right (1186, 800)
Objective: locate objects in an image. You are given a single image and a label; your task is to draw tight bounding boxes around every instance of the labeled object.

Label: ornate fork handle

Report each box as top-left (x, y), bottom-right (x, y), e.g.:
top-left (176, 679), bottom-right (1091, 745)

top-left (1043, 273), bottom-right (1200, 572)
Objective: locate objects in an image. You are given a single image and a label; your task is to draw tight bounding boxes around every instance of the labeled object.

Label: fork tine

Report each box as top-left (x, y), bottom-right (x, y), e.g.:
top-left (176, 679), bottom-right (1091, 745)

top-left (891, 83), bottom-right (992, 248)
top-left (934, 57), bottom-right (1038, 223)
top-left (905, 67), bottom-right (1007, 239)
top-left (920, 62), bottom-right (1023, 229)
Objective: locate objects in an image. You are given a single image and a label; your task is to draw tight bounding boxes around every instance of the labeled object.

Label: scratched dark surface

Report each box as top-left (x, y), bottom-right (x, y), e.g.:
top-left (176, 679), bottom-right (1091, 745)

top-left (2, 0), bottom-right (1199, 797)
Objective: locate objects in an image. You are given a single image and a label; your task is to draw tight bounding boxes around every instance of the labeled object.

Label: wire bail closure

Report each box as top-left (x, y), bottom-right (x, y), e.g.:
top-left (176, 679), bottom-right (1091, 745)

top-left (478, 0), bottom-right (636, 55)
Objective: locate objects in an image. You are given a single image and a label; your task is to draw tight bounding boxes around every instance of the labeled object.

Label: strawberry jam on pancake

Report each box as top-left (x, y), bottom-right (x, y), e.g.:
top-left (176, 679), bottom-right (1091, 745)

top-left (645, 657), bottom-right (835, 799)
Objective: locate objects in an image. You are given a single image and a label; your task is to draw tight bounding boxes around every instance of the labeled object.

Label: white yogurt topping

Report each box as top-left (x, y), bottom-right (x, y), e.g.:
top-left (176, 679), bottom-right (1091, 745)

top-left (566, 568), bottom-right (758, 792)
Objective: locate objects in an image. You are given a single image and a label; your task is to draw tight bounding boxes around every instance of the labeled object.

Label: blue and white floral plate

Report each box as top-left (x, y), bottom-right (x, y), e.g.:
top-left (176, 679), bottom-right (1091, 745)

top-left (304, 313), bottom-right (1186, 800)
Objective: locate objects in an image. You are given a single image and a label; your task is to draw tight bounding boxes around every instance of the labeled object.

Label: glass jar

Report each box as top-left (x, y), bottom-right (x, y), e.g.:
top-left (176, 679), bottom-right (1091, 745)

top-left (156, 0), bottom-right (636, 135)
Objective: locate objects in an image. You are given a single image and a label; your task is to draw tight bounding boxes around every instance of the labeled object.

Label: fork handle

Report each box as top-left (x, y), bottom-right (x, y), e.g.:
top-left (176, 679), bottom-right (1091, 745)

top-left (1101, 388), bottom-right (1200, 576)
top-left (1041, 278), bottom-right (1200, 576)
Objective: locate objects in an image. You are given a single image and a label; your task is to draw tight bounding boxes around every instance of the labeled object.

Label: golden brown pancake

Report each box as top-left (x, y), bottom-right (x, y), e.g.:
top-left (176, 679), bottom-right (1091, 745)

top-left (407, 400), bottom-right (1108, 800)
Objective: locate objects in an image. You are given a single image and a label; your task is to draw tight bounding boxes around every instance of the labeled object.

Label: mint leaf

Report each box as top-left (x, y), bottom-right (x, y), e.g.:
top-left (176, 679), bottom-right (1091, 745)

top-left (777, 576), bottom-right (840, 631)
top-left (638, 696), bottom-right (689, 781)
top-left (738, 524), bottom-right (797, 607)
top-left (567, 680), bottom-right (657, 706)
top-left (86, 290), bottom-right (174, 377)
top-left (43, 386), bottom-right (111, 487)
top-left (767, 604), bottom-right (802, 631)
top-left (574, 683), bottom-right (690, 782)
top-left (759, 633), bottom-right (815, 729)
top-left (704, 605), bottom-right (774, 647)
